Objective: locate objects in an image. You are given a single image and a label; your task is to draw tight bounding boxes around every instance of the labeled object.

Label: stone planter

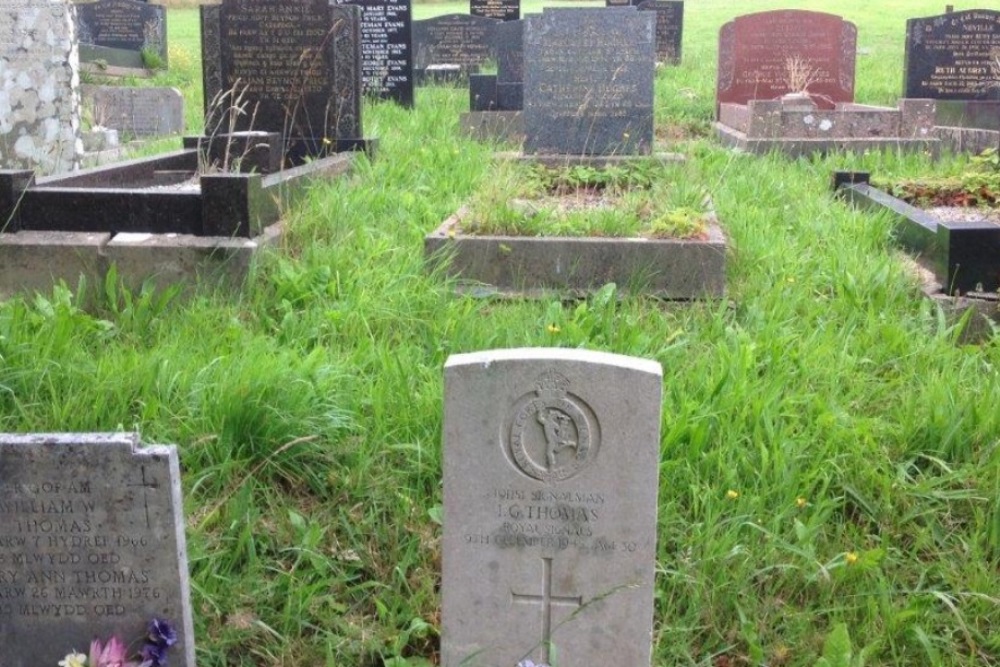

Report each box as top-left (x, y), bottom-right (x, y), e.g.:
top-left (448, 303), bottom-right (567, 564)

top-left (425, 206), bottom-right (727, 298)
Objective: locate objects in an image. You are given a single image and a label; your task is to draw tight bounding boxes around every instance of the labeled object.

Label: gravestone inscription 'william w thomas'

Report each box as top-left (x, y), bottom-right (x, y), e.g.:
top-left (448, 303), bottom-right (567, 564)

top-left (0, 433), bottom-right (195, 667)
top-left (442, 349), bottom-right (662, 667)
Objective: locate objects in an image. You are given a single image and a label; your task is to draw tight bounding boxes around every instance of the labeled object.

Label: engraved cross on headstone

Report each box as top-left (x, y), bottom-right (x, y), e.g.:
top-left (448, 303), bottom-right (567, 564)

top-left (127, 464), bottom-right (159, 528)
top-left (511, 557), bottom-right (583, 664)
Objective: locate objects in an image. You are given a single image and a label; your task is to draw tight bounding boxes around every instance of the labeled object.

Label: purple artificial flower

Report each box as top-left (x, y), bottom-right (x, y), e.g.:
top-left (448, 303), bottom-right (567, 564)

top-left (147, 618), bottom-right (177, 648)
top-left (138, 643), bottom-right (168, 667)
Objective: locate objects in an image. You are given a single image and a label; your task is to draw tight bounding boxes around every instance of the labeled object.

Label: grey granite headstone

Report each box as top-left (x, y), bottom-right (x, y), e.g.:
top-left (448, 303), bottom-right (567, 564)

top-left (81, 85), bottom-right (184, 137)
top-left (523, 7), bottom-right (655, 155)
top-left (0, 433), bottom-right (195, 667)
top-left (0, 0), bottom-right (82, 174)
top-left (412, 13), bottom-right (500, 76)
top-left (442, 348), bottom-right (662, 667)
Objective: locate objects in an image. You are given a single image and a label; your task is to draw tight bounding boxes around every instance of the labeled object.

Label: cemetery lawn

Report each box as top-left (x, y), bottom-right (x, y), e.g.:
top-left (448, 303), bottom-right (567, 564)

top-left (6, 0), bottom-right (1000, 664)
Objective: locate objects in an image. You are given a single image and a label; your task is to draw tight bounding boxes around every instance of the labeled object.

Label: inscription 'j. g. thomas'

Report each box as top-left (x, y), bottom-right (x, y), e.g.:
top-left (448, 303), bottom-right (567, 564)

top-left (442, 348), bottom-right (662, 667)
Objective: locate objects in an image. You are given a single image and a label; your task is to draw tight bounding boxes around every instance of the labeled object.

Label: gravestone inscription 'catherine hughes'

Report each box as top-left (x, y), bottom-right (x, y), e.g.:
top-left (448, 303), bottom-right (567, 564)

top-left (0, 433), bottom-right (195, 667)
top-left (523, 7), bottom-right (655, 155)
top-left (201, 0), bottom-right (363, 152)
top-left (716, 10), bottom-right (857, 113)
top-left (0, 0), bottom-right (81, 174)
top-left (904, 10), bottom-right (1000, 100)
top-left (442, 349), bottom-right (663, 667)
top-left (336, 0), bottom-right (413, 107)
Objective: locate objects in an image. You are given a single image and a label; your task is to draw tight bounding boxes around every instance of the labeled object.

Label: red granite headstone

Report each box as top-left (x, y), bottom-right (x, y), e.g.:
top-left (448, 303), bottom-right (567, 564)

top-left (716, 10), bottom-right (857, 116)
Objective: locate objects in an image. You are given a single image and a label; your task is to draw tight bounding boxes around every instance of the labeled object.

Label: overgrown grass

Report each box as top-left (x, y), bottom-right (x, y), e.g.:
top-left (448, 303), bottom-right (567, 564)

top-left (3, 1), bottom-right (999, 665)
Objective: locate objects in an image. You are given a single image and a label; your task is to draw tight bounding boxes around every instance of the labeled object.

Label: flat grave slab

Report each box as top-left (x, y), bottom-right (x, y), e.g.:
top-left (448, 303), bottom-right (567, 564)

top-left (441, 348), bottom-right (662, 666)
top-left (0, 432), bottom-right (194, 667)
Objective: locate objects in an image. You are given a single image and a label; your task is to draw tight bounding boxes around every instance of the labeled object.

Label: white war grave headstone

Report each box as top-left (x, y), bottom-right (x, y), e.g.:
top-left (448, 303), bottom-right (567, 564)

top-left (0, 0), bottom-right (83, 174)
top-left (442, 348), bottom-right (663, 666)
top-left (0, 433), bottom-right (195, 667)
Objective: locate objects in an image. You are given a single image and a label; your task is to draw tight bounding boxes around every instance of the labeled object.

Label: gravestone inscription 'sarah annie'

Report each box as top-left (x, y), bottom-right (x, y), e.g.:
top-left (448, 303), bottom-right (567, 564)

top-left (0, 433), bottom-right (195, 667)
top-left (442, 349), bottom-right (663, 667)
top-left (523, 7), bottom-right (655, 155)
top-left (716, 10), bottom-right (857, 114)
top-left (201, 0), bottom-right (364, 155)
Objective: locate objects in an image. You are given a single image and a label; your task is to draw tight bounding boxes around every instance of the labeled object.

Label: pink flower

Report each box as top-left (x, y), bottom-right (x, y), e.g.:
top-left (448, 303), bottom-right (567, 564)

top-left (89, 636), bottom-right (133, 667)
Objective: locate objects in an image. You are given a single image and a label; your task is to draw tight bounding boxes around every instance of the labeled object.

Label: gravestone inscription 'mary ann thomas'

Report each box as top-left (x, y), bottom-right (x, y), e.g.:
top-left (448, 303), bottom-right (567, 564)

top-left (0, 433), bottom-right (195, 667)
top-left (442, 349), bottom-right (663, 667)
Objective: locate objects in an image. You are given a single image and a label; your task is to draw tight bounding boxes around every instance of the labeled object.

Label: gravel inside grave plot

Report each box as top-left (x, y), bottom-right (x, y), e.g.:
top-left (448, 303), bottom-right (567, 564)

top-left (927, 206), bottom-right (1000, 225)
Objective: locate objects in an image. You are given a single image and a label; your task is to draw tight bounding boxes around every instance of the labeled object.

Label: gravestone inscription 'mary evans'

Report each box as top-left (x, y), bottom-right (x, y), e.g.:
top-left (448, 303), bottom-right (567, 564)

top-left (442, 349), bottom-right (662, 667)
top-left (0, 0), bottom-right (81, 174)
top-left (904, 10), bottom-right (1000, 100)
top-left (0, 433), bottom-right (195, 667)
top-left (336, 0), bottom-right (413, 106)
top-left (76, 0), bottom-right (167, 62)
top-left (202, 0), bottom-right (363, 153)
top-left (716, 10), bottom-right (857, 114)
top-left (523, 7), bottom-right (654, 155)
top-left (638, 0), bottom-right (683, 65)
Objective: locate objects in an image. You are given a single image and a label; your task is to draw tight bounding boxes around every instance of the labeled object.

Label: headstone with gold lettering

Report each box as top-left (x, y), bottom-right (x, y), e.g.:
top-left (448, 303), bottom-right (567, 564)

top-left (201, 0), bottom-right (364, 156)
top-left (441, 349), bottom-right (662, 667)
top-left (0, 433), bottom-right (195, 667)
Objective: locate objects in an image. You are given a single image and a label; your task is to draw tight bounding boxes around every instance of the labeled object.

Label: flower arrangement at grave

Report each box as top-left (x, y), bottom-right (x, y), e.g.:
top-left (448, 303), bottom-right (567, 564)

top-left (59, 618), bottom-right (177, 667)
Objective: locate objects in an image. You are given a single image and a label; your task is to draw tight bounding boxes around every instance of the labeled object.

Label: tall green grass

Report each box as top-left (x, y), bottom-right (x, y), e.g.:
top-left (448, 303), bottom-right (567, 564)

top-left (2, 1), bottom-right (998, 665)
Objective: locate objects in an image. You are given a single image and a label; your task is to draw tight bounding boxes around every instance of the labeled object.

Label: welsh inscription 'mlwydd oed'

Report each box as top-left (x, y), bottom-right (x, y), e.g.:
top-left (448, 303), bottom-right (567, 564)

top-left (523, 7), bottom-right (654, 155)
top-left (716, 10), bottom-right (857, 113)
top-left (904, 10), bottom-right (1000, 101)
top-left (442, 349), bottom-right (662, 667)
top-left (201, 0), bottom-right (363, 151)
top-left (0, 433), bottom-right (195, 667)
top-left (76, 0), bottom-right (167, 60)
top-left (336, 0), bottom-right (413, 107)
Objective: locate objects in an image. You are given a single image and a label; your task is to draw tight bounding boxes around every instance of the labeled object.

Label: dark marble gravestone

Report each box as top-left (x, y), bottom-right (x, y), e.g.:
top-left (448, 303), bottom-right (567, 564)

top-left (523, 7), bottom-right (654, 155)
top-left (716, 10), bottom-right (857, 114)
top-left (0, 433), bottom-right (195, 667)
top-left (336, 0), bottom-right (413, 106)
top-left (638, 0), bottom-right (682, 65)
top-left (471, 0), bottom-right (518, 22)
top-left (76, 0), bottom-right (167, 62)
top-left (904, 10), bottom-right (1000, 101)
top-left (468, 19), bottom-right (522, 111)
top-left (201, 0), bottom-right (363, 157)
top-left (605, 0), bottom-right (635, 6)
top-left (412, 13), bottom-right (501, 78)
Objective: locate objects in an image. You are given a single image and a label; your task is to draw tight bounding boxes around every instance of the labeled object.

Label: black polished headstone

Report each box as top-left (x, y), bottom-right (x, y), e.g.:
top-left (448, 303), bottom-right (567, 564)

top-left (201, 0), bottom-right (363, 156)
top-left (336, 0), bottom-right (413, 106)
top-left (76, 0), bottom-right (167, 61)
top-left (904, 10), bottom-right (1000, 101)
top-left (523, 7), bottom-right (654, 155)
top-left (471, 0), bottom-right (518, 22)
top-left (605, 0), bottom-right (636, 6)
top-left (495, 19), bottom-right (523, 110)
top-left (470, 74), bottom-right (498, 110)
top-left (412, 13), bottom-right (501, 78)
top-left (637, 1), bottom-right (682, 65)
